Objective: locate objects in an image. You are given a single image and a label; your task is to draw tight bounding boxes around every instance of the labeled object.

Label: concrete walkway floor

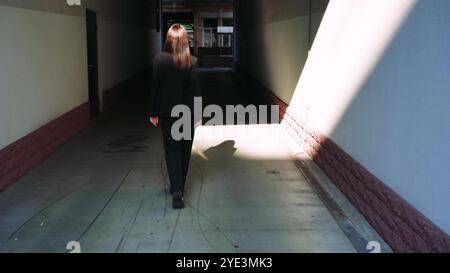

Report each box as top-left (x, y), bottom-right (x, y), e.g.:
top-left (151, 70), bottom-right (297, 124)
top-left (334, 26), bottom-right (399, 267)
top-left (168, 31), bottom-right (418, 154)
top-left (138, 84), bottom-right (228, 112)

top-left (0, 69), bottom-right (365, 253)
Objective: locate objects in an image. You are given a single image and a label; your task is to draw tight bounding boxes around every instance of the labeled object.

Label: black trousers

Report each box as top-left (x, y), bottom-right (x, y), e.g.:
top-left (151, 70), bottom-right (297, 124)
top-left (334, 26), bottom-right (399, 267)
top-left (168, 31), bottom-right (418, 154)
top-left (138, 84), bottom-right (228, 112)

top-left (161, 117), bottom-right (195, 194)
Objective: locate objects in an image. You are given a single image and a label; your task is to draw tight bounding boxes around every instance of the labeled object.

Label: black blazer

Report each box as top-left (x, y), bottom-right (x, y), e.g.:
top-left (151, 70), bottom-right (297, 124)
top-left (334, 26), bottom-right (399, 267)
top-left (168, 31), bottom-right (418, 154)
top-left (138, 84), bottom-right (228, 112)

top-left (149, 53), bottom-right (201, 118)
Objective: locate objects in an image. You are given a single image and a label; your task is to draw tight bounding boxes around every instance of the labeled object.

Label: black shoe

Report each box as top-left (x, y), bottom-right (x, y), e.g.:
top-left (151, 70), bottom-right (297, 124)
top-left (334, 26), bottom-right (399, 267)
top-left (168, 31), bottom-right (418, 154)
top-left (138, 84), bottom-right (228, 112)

top-left (172, 192), bottom-right (185, 209)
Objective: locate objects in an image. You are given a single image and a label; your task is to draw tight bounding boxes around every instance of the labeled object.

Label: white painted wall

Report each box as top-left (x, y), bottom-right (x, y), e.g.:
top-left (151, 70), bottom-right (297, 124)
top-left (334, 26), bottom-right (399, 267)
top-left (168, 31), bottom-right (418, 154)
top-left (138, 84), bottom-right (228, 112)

top-left (0, 3), bottom-right (161, 150)
top-left (289, 0), bottom-right (450, 233)
top-left (0, 6), bottom-right (89, 150)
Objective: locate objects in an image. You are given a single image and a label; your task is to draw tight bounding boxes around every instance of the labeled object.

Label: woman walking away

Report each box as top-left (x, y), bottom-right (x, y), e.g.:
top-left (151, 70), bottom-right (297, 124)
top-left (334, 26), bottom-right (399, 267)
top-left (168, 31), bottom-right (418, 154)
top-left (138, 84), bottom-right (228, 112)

top-left (149, 24), bottom-right (201, 209)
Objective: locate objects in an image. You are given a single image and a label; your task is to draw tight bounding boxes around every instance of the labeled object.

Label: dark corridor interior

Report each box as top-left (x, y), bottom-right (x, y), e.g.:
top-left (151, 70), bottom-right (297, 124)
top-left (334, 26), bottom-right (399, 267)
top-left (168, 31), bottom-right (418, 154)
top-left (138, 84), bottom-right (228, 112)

top-left (0, 0), bottom-right (383, 254)
top-left (0, 0), bottom-right (449, 255)
top-left (0, 68), bottom-right (367, 253)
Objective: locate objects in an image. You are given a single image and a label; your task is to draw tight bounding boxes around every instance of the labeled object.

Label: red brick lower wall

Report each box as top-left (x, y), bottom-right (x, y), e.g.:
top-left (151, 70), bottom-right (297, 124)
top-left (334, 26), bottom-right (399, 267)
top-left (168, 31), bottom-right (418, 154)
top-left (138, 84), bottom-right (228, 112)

top-left (242, 69), bottom-right (450, 253)
top-left (0, 68), bottom-right (151, 192)
top-left (0, 103), bottom-right (90, 192)
top-left (281, 110), bottom-right (450, 253)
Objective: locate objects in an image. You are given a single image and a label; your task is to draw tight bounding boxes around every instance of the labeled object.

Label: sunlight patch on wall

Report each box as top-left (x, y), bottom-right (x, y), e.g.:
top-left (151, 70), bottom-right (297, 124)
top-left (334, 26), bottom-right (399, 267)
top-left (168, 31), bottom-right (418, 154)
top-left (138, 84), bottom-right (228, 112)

top-left (288, 0), bottom-right (417, 136)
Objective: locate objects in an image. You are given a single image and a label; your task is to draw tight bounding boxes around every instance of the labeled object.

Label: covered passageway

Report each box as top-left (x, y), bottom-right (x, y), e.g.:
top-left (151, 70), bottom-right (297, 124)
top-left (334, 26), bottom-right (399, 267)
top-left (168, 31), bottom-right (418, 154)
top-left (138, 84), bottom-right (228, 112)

top-left (0, 0), bottom-right (448, 253)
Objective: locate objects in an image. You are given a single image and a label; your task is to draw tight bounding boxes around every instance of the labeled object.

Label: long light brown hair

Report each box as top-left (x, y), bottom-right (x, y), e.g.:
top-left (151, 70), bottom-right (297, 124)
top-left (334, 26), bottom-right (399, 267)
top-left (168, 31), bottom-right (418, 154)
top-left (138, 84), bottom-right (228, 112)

top-left (164, 24), bottom-right (191, 69)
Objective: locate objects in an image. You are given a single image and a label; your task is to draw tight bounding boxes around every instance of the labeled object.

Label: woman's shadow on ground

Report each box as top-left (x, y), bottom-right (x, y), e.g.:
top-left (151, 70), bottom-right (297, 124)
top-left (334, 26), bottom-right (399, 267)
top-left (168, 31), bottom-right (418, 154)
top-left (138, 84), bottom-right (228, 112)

top-left (187, 140), bottom-right (238, 192)
top-left (195, 140), bottom-right (237, 162)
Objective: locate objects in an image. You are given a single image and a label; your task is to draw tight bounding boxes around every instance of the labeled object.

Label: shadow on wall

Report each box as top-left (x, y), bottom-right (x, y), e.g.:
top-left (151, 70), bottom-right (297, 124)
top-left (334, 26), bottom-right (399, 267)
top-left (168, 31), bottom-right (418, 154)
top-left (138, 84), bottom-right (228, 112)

top-left (235, 0), bottom-right (329, 107)
top-left (284, 0), bottom-right (450, 252)
top-left (237, 0), bottom-right (329, 120)
top-left (234, 0), bottom-right (271, 106)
